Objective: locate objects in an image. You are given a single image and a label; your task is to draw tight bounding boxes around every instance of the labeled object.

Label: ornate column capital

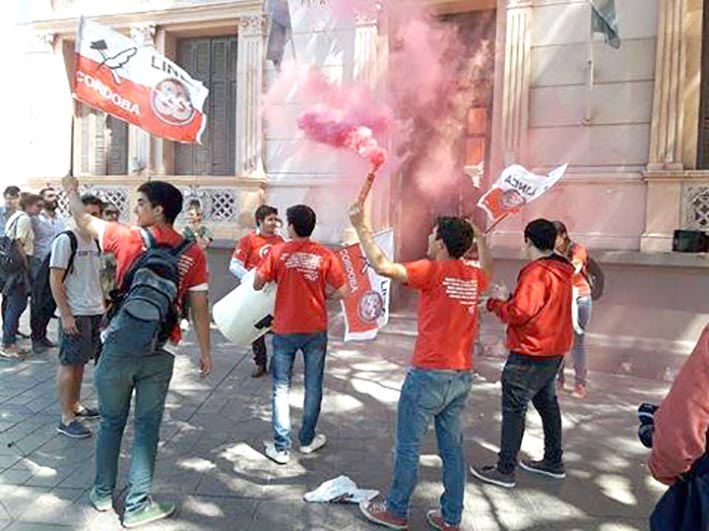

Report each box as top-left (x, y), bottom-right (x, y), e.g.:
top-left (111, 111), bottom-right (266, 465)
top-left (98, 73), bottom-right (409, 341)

top-left (506, 0), bottom-right (532, 8)
top-left (238, 14), bottom-right (267, 36)
top-left (130, 23), bottom-right (156, 47)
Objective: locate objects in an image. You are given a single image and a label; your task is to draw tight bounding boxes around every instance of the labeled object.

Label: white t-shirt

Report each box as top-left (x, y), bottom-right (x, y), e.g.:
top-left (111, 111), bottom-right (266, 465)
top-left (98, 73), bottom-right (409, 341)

top-left (49, 230), bottom-right (105, 317)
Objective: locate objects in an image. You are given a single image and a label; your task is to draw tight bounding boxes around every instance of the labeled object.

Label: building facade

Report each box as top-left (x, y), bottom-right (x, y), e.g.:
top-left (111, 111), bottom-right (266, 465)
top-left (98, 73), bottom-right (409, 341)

top-left (8, 0), bottom-right (709, 375)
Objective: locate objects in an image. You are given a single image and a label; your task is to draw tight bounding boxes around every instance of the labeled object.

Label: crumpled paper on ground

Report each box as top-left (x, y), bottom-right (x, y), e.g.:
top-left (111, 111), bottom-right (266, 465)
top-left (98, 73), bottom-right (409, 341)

top-left (303, 475), bottom-right (379, 504)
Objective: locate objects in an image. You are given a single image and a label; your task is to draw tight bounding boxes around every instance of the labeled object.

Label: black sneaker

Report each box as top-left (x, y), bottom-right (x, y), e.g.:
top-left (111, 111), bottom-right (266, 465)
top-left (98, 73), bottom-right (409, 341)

top-left (76, 406), bottom-right (100, 420)
top-left (519, 458), bottom-right (566, 479)
top-left (469, 464), bottom-right (516, 488)
top-left (57, 420), bottom-right (91, 439)
top-left (38, 337), bottom-right (57, 348)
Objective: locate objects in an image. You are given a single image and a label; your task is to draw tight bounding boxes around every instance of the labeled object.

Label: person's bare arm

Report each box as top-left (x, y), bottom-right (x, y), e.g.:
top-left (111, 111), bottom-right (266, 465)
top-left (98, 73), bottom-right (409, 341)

top-left (49, 268), bottom-right (79, 335)
top-left (188, 290), bottom-right (212, 377)
top-left (348, 203), bottom-right (408, 283)
top-left (470, 222), bottom-right (493, 279)
top-left (253, 270), bottom-right (267, 291)
top-left (326, 284), bottom-right (348, 301)
top-left (61, 175), bottom-right (107, 240)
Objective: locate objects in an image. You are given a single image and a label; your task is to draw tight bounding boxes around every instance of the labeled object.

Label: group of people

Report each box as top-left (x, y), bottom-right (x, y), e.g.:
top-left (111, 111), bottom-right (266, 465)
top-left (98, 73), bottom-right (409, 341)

top-left (4, 172), bottom-right (700, 531)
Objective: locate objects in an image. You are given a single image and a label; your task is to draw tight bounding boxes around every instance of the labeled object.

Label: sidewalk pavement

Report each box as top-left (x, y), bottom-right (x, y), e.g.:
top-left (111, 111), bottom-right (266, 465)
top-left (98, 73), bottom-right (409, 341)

top-left (0, 319), bottom-right (669, 530)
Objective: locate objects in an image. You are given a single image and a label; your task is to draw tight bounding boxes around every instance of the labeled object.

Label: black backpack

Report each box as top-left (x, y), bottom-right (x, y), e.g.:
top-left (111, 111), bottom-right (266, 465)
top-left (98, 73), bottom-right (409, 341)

top-left (103, 229), bottom-right (192, 356)
top-left (32, 230), bottom-right (101, 319)
top-left (0, 215), bottom-right (27, 275)
top-left (584, 256), bottom-right (605, 301)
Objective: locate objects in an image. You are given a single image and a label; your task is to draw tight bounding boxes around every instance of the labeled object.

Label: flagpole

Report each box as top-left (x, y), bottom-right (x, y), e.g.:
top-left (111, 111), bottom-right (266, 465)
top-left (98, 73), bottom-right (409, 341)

top-left (584, 0), bottom-right (594, 125)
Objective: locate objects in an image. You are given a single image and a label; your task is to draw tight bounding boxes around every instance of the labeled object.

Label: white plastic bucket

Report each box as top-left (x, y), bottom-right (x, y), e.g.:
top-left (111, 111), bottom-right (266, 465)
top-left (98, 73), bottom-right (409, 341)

top-left (212, 268), bottom-right (276, 347)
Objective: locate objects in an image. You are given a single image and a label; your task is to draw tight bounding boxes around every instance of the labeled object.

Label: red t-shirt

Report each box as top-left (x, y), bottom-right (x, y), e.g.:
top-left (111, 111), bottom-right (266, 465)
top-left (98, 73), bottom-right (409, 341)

top-left (404, 259), bottom-right (490, 371)
top-left (102, 222), bottom-right (209, 344)
top-left (257, 240), bottom-right (346, 334)
top-left (232, 231), bottom-right (285, 271)
top-left (570, 243), bottom-right (591, 297)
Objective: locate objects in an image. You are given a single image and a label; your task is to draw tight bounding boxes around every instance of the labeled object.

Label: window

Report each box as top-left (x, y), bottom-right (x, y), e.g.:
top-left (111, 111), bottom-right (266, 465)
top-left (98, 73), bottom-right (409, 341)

top-left (175, 35), bottom-right (237, 176)
top-left (698, 0), bottom-right (709, 168)
top-left (74, 102), bottom-right (129, 175)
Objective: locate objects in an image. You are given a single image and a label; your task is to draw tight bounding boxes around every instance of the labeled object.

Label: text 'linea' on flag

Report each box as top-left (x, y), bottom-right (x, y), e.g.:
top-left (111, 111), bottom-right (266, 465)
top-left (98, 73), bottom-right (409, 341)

top-left (478, 164), bottom-right (568, 223)
top-left (73, 16), bottom-right (209, 143)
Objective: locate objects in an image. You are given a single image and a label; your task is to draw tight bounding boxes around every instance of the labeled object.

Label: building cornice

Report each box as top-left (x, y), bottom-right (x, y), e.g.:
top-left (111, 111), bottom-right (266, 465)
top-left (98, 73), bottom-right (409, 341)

top-left (26, 1), bottom-right (264, 37)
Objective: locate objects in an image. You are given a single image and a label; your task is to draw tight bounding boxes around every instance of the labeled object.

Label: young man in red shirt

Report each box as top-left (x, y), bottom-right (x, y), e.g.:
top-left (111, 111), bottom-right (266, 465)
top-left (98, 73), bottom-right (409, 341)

top-left (230, 204), bottom-right (284, 377)
top-left (471, 219), bottom-right (573, 489)
top-left (62, 176), bottom-right (212, 528)
top-left (350, 204), bottom-right (492, 531)
top-left (254, 205), bottom-right (347, 465)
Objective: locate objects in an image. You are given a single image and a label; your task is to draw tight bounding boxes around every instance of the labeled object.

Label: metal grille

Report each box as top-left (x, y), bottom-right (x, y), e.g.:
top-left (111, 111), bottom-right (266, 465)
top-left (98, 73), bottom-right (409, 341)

top-left (55, 186), bottom-right (130, 222)
top-left (685, 186), bottom-right (709, 230)
top-left (178, 186), bottom-right (239, 224)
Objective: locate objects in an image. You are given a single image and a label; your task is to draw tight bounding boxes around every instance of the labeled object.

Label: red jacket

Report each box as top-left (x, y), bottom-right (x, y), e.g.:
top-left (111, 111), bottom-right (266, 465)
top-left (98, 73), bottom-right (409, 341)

top-left (650, 324), bottom-right (709, 485)
top-left (487, 255), bottom-right (574, 357)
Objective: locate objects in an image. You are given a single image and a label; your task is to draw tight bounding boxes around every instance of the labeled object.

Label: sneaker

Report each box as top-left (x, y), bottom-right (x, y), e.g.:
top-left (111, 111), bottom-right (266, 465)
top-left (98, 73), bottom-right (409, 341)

top-left (89, 488), bottom-right (113, 512)
top-left (31, 341), bottom-right (49, 354)
top-left (251, 364), bottom-right (267, 378)
top-left (38, 337), bottom-right (57, 348)
top-left (469, 464), bottom-right (516, 488)
top-left (426, 509), bottom-right (460, 531)
top-left (0, 345), bottom-right (24, 359)
top-left (519, 458), bottom-right (566, 479)
top-left (359, 498), bottom-right (408, 530)
top-left (571, 383), bottom-right (588, 399)
top-left (300, 434), bottom-right (327, 454)
top-left (123, 499), bottom-right (175, 528)
top-left (264, 443), bottom-right (290, 465)
top-left (75, 406), bottom-right (100, 420)
top-left (57, 420), bottom-right (91, 439)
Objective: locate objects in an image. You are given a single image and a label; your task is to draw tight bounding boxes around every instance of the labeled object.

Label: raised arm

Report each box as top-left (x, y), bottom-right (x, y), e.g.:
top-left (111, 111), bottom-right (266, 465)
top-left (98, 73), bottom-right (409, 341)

top-left (61, 175), bottom-right (107, 241)
top-left (348, 203), bottom-right (408, 283)
top-left (470, 221), bottom-right (493, 279)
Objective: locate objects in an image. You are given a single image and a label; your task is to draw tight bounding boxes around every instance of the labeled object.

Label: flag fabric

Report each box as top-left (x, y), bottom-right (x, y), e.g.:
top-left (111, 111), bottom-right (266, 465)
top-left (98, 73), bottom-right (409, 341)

top-left (337, 230), bottom-right (394, 342)
top-left (73, 17), bottom-right (209, 143)
top-left (478, 164), bottom-right (568, 223)
top-left (266, 0), bottom-right (292, 67)
top-left (591, 0), bottom-right (620, 49)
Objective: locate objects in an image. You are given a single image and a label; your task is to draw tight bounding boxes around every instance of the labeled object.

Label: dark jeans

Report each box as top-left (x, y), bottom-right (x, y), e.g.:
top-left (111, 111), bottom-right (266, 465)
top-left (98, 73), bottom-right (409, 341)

top-left (93, 339), bottom-right (174, 515)
top-left (2, 281), bottom-right (28, 347)
top-left (271, 331), bottom-right (327, 451)
top-left (29, 257), bottom-right (53, 342)
top-left (252, 335), bottom-right (267, 367)
top-left (498, 353), bottom-right (564, 474)
top-left (387, 368), bottom-right (472, 526)
top-left (559, 296), bottom-right (592, 385)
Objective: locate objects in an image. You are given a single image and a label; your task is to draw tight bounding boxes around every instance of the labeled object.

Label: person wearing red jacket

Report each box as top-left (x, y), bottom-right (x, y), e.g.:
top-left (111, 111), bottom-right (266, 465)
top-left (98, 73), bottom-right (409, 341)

top-left (471, 219), bottom-right (574, 489)
top-left (649, 323), bottom-right (709, 486)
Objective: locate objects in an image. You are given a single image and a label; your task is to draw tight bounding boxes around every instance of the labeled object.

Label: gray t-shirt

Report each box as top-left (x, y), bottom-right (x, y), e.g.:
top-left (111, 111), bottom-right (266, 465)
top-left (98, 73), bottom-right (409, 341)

top-left (49, 231), bottom-right (104, 317)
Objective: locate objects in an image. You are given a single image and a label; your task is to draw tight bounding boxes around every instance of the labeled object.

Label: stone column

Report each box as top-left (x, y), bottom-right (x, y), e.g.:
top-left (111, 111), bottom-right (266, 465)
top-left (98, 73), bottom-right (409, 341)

top-left (647, 0), bottom-right (687, 171)
top-left (500, 0), bottom-right (532, 167)
top-left (236, 15), bottom-right (266, 177)
top-left (128, 23), bottom-right (156, 175)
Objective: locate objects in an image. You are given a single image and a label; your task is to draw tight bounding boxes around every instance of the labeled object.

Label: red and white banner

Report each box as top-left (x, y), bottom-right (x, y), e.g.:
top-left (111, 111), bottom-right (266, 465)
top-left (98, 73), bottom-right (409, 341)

top-left (478, 163), bottom-right (568, 222)
top-left (74, 17), bottom-right (208, 143)
top-left (337, 230), bottom-right (394, 342)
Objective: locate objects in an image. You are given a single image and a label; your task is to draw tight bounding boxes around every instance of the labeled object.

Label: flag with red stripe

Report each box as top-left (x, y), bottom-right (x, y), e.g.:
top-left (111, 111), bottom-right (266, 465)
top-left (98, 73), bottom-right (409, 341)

top-left (74, 17), bottom-right (208, 143)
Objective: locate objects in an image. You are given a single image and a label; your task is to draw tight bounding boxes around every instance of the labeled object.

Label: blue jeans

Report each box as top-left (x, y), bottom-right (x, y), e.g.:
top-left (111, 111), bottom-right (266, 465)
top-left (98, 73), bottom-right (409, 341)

top-left (498, 353), bottom-right (563, 474)
top-left (559, 296), bottom-right (593, 385)
top-left (271, 331), bottom-right (327, 452)
top-left (2, 280), bottom-right (28, 347)
top-left (386, 368), bottom-right (473, 526)
top-left (93, 342), bottom-right (174, 515)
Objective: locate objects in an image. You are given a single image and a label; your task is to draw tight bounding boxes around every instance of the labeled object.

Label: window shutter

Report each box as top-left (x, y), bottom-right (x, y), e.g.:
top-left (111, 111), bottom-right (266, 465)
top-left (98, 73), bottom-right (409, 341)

top-left (106, 115), bottom-right (128, 175)
top-left (175, 35), bottom-right (237, 176)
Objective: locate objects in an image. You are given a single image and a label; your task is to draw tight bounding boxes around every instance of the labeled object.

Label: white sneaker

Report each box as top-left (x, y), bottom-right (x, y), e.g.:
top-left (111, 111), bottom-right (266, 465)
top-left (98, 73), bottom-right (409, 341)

top-left (264, 443), bottom-right (290, 465)
top-left (300, 434), bottom-right (327, 454)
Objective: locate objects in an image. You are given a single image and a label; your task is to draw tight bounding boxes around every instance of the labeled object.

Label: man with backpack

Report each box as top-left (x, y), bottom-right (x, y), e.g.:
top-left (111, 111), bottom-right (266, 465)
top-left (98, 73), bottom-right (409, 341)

top-left (61, 176), bottom-right (211, 528)
top-left (254, 205), bottom-right (347, 465)
top-left (50, 194), bottom-right (104, 439)
top-left (470, 219), bottom-right (574, 489)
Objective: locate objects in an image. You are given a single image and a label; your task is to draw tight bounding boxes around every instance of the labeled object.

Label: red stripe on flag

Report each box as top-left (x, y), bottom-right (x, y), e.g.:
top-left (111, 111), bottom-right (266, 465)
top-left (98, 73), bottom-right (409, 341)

top-left (74, 54), bottom-right (206, 143)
